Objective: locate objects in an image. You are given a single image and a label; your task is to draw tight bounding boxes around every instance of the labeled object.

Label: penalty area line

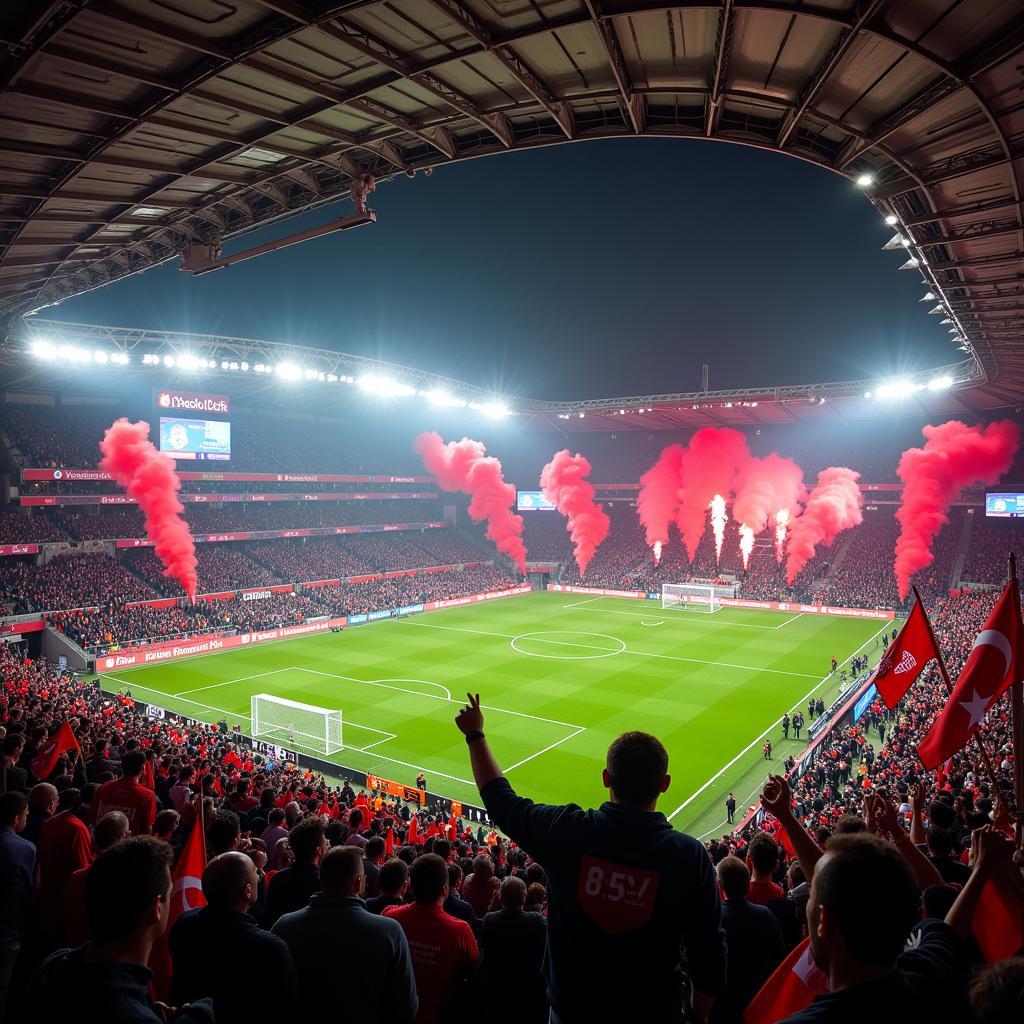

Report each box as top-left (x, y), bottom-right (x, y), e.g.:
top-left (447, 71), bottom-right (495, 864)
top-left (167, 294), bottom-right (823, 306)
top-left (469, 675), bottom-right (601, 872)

top-left (666, 619), bottom-right (892, 822)
top-left (503, 726), bottom-right (587, 773)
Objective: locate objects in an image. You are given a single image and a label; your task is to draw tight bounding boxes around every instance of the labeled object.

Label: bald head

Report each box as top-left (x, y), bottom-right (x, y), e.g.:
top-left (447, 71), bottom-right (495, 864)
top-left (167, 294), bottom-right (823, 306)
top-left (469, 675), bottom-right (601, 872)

top-left (94, 811), bottom-right (130, 852)
top-left (202, 851), bottom-right (258, 912)
top-left (29, 783), bottom-right (58, 815)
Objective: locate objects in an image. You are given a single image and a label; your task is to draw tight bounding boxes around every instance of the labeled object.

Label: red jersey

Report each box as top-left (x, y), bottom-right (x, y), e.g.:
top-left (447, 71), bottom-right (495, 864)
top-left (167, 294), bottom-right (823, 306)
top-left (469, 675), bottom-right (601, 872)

top-left (89, 777), bottom-right (157, 835)
top-left (383, 902), bottom-right (478, 1023)
top-left (746, 879), bottom-right (785, 905)
top-left (36, 810), bottom-right (93, 935)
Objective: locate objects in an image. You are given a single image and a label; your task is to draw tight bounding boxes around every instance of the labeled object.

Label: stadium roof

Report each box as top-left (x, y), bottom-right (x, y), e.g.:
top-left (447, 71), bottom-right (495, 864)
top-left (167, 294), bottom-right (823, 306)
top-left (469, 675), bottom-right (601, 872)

top-left (1, 0), bottom-right (1022, 417)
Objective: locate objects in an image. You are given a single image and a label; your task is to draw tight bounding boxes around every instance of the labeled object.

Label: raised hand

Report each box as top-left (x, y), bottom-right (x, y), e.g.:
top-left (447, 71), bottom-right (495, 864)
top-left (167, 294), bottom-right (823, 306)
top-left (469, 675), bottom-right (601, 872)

top-left (455, 693), bottom-right (485, 735)
top-left (760, 774), bottom-right (792, 819)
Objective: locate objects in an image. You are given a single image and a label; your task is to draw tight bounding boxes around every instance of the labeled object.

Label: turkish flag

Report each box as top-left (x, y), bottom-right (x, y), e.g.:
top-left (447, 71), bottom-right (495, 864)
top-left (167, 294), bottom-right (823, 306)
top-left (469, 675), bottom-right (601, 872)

top-left (744, 937), bottom-right (828, 1024)
top-left (151, 810), bottom-right (207, 999)
top-left (873, 598), bottom-right (939, 708)
top-left (31, 721), bottom-right (81, 779)
top-left (407, 816), bottom-right (419, 844)
top-left (918, 578), bottom-right (1024, 769)
top-left (385, 826), bottom-right (394, 856)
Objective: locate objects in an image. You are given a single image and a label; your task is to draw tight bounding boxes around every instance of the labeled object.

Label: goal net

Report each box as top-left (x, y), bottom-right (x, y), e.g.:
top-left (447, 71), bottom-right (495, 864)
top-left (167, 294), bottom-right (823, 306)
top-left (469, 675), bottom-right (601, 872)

top-left (251, 693), bottom-right (343, 755)
top-left (662, 583), bottom-right (719, 614)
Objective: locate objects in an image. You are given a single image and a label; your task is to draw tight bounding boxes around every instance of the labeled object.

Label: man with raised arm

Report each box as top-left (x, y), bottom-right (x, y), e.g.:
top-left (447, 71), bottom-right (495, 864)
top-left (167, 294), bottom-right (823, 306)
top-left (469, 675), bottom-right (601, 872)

top-left (455, 693), bottom-right (725, 1024)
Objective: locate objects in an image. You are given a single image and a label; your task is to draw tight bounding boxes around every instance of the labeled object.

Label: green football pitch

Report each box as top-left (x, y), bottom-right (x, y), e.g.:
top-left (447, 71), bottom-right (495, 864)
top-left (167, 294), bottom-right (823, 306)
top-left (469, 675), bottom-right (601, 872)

top-left (96, 591), bottom-right (889, 837)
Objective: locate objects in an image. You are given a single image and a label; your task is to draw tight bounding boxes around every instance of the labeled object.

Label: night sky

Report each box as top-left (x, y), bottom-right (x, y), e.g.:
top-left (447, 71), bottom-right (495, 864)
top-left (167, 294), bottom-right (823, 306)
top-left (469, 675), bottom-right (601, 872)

top-left (53, 139), bottom-right (953, 402)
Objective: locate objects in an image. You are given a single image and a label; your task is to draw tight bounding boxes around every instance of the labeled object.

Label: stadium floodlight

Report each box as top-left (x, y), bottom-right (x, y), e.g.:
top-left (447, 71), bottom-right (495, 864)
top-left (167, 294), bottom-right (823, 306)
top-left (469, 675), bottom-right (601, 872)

top-left (275, 361), bottom-right (302, 381)
top-left (358, 373), bottom-right (415, 397)
top-left (176, 353), bottom-right (202, 371)
top-left (927, 375), bottom-right (953, 391)
top-left (885, 214), bottom-right (898, 226)
top-left (876, 378), bottom-right (919, 400)
top-left (478, 400), bottom-right (509, 419)
top-left (855, 173), bottom-right (874, 188)
top-left (93, 350), bottom-right (109, 364)
top-left (163, 355), bottom-right (175, 368)
top-left (30, 339), bottom-right (56, 360)
top-left (58, 345), bottom-right (90, 362)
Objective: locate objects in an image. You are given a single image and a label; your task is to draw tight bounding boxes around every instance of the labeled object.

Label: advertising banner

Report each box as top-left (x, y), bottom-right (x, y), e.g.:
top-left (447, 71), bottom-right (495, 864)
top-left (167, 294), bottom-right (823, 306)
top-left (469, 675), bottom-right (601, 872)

top-left (20, 491), bottom-right (438, 507)
top-left (154, 389), bottom-right (230, 415)
top-left (23, 468), bottom-right (432, 484)
top-left (0, 617), bottom-right (45, 635)
top-left (0, 545), bottom-right (39, 556)
top-left (547, 585), bottom-right (894, 620)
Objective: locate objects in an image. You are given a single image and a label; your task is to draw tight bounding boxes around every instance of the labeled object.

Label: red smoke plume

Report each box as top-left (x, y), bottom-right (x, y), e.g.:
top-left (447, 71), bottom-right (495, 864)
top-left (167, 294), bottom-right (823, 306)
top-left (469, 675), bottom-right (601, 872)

top-left (895, 419), bottom-right (1020, 599)
top-left (676, 428), bottom-right (750, 561)
top-left (732, 454), bottom-right (806, 563)
top-left (413, 432), bottom-right (527, 573)
top-left (99, 419), bottom-right (198, 601)
top-left (785, 467), bottom-right (863, 585)
top-left (637, 444), bottom-right (685, 560)
top-left (540, 450), bottom-right (610, 575)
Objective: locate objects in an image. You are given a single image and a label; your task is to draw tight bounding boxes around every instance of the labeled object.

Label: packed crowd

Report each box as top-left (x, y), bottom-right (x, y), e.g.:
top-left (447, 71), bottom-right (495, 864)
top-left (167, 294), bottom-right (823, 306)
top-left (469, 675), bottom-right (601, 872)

top-left (0, 511), bottom-right (64, 544)
top-left (726, 588), bottom-right (1017, 850)
top-left (0, 554), bottom-right (154, 614)
top-left (125, 548), bottom-right (283, 597)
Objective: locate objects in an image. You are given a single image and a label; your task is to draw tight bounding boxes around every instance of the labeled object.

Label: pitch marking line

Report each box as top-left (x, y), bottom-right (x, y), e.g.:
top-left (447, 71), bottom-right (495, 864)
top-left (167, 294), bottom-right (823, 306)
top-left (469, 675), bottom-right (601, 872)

top-left (177, 667), bottom-right (292, 696)
top-left (773, 613), bottom-right (804, 629)
top-left (503, 726), bottom-right (587, 773)
top-left (562, 597), bottom-right (778, 629)
top-left (99, 673), bottom-right (476, 786)
top-left (401, 619), bottom-right (820, 679)
top-left (666, 620), bottom-right (892, 822)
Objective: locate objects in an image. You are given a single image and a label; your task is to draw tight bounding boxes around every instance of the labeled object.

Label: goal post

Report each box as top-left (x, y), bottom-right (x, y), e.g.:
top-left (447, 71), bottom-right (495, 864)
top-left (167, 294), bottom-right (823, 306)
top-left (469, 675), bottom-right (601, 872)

top-left (661, 583), bottom-right (719, 614)
top-left (251, 693), bottom-right (343, 755)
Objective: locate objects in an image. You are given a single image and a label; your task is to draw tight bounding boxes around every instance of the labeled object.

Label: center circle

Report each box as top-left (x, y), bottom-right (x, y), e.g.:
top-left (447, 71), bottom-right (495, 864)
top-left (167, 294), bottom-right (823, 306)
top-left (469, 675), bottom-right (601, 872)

top-left (510, 630), bottom-right (626, 660)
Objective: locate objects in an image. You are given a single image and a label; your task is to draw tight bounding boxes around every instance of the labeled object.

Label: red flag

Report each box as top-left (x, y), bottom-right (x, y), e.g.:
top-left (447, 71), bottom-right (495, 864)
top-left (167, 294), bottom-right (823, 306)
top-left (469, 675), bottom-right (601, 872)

top-left (771, 818), bottom-right (795, 858)
top-left (151, 808), bottom-right (206, 999)
top-left (385, 826), bottom-right (394, 856)
top-left (974, 878), bottom-right (1024, 963)
top-left (872, 598), bottom-right (939, 708)
top-left (407, 816), bottom-right (419, 844)
top-left (744, 937), bottom-right (828, 1024)
top-left (447, 814), bottom-right (458, 839)
top-left (425, 823), bottom-right (440, 839)
top-left (918, 578), bottom-right (1024, 769)
top-left (934, 758), bottom-right (951, 792)
top-left (31, 721), bottom-right (81, 779)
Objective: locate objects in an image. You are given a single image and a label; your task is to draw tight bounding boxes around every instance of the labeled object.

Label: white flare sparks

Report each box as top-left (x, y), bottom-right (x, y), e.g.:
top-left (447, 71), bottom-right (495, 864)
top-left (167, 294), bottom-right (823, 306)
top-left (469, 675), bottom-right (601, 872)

top-left (739, 524), bottom-right (755, 570)
top-left (653, 540), bottom-right (663, 565)
top-left (710, 494), bottom-right (727, 564)
top-left (774, 509), bottom-right (790, 562)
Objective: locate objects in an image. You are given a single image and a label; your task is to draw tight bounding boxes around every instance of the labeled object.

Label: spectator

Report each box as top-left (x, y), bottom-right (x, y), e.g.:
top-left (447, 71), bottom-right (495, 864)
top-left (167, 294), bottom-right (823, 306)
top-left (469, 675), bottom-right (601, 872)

top-left (63, 811), bottom-right (130, 947)
top-left (260, 806), bottom-right (288, 852)
top-left (26, 836), bottom-right (212, 1022)
top-left (2, 734), bottom-right (27, 793)
top-left (384, 853), bottom-right (479, 1024)
top-left (170, 852), bottom-right (296, 1023)
top-left (969, 957), bottom-right (1024, 1024)
top-left (23, 782), bottom-right (58, 846)
top-left (363, 834), bottom-right (386, 898)
top-left (443, 862), bottom-right (480, 937)
top-left (479, 875), bottom-right (547, 1022)
top-left (35, 787), bottom-right (93, 940)
top-left (367, 857), bottom-right (409, 914)
top-left (264, 816), bottom-right (325, 926)
top-left (88, 749), bottom-right (157, 835)
top-left (745, 833), bottom-right (785, 905)
top-left (463, 853), bottom-right (499, 918)
top-left (0, 791), bottom-right (34, 1018)
top-left (455, 697), bottom-right (725, 1023)
top-left (273, 846), bottom-right (418, 1022)
top-left (712, 856), bottom-right (785, 1024)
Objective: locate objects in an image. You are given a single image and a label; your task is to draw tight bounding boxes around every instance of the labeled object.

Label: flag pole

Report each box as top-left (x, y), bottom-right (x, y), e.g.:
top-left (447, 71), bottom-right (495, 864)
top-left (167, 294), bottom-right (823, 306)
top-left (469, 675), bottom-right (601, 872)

top-left (912, 585), bottom-right (1008, 807)
top-left (1008, 553), bottom-right (1024, 848)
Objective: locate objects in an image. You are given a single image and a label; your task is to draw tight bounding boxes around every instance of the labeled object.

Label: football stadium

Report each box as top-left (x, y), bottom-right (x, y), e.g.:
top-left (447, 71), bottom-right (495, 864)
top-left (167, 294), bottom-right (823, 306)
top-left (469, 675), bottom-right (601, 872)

top-left (1, 2), bottom-right (1023, 1022)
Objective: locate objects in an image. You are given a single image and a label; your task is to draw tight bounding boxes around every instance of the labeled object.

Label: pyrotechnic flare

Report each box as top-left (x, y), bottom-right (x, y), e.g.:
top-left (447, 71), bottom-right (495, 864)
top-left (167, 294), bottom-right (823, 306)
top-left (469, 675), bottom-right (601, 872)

top-left (99, 419), bottom-right (197, 601)
top-left (637, 444), bottom-right (685, 559)
top-left (774, 509), bottom-right (790, 562)
top-left (539, 450), bottom-right (610, 575)
top-left (738, 525), bottom-right (755, 570)
top-left (413, 432), bottom-right (527, 573)
top-left (676, 428), bottom-right (750, 561)
top-left (785, 467), bottom-right (863, 585)
top-left (894, 419), bottom-right (1019, 599)
top-left (710, 494), bottom-right (728, 564)
top-left (731, 453), bottom-right (806, 565)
